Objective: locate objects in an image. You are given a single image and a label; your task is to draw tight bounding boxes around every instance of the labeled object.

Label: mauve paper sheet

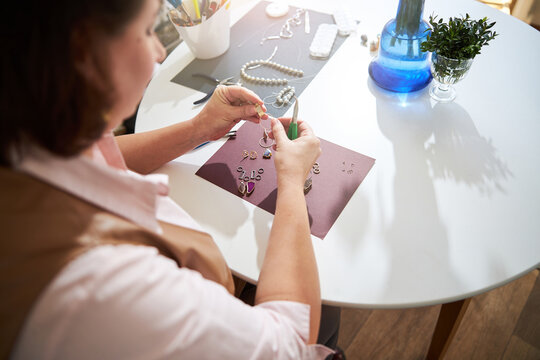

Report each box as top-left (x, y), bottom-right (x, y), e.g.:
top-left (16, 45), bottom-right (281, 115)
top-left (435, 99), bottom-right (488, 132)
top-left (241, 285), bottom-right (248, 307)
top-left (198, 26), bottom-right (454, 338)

top-left (196, 121), bottom-right (375, 239)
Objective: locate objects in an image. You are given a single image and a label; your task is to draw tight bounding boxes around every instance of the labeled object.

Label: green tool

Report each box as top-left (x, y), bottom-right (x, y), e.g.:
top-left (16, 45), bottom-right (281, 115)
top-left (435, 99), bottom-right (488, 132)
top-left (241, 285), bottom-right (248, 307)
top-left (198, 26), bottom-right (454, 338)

top-left (287, 97), bottom-right (299, 140)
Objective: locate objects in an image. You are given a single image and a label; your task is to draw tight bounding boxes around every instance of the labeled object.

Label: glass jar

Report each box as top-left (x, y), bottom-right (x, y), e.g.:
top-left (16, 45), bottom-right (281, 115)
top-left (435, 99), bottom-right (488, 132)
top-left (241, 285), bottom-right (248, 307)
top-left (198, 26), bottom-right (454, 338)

top-left (368, 0), bottom-right (432, 93)
top-left (429, 53), bottom-right (474, 102)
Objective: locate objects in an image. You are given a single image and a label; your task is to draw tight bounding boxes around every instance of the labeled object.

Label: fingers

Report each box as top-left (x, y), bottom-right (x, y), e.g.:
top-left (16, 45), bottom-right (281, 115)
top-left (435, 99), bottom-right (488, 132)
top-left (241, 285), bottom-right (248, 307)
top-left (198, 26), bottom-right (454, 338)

top-left (221, 85), bottom-right (264, 106)
top-left (231, 104), bottom-right (262, 124)
top-left (270, 117), bottom-right (287, 144)
top-left (268, 117), bottom-right (314, 139)
top-left (296, 119), bottom-right (315, 138)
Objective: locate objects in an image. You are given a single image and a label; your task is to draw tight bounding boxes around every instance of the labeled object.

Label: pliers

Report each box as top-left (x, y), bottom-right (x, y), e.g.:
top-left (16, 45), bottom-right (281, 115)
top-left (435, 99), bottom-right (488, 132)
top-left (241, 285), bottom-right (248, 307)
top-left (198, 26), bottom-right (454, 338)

top-left (192, 73), bottom-right (237, 105)
top-left (287, 97), bottom-right (299, 140)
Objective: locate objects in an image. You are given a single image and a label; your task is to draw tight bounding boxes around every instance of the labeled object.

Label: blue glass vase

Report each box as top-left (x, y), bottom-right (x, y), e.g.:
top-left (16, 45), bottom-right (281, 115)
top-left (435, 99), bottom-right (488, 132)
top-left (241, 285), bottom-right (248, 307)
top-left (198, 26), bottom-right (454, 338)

top-left (369, 0), bottom-right (432, 93)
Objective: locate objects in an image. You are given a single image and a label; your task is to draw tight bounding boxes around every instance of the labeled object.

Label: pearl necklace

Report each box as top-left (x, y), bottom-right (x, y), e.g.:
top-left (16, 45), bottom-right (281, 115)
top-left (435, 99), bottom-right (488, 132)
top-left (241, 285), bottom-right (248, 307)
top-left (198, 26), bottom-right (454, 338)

top-left (240, 60), bottom-right (303, 86)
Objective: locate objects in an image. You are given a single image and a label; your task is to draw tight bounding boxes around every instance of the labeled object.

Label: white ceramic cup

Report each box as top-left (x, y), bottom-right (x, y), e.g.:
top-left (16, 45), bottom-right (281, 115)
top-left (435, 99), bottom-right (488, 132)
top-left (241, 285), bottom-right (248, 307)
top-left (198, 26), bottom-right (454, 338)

top-left (171, 2), bottom-right (231, 60)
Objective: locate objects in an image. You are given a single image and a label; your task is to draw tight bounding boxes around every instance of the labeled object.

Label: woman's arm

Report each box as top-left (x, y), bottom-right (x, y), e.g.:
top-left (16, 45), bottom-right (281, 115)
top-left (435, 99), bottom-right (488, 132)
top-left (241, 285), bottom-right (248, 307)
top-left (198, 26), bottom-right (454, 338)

top-left (115, 119), bottom-right (201, 174)
top-left (116, 86), bottom-right (266, 174)
top-left (255, 118), bottom-right (322, 344)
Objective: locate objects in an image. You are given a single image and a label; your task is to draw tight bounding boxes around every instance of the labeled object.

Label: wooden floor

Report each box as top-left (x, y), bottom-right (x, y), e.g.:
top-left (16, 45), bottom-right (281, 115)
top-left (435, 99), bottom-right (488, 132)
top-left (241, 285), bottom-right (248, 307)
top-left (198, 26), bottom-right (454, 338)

top-left (338, 269), bottom-right (540, 360)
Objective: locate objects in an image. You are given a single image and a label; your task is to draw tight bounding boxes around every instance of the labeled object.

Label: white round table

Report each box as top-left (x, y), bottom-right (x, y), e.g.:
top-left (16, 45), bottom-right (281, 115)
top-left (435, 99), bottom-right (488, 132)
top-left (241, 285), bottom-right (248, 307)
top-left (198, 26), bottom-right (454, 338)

top-left (137, 0), bottom-right (540, 310)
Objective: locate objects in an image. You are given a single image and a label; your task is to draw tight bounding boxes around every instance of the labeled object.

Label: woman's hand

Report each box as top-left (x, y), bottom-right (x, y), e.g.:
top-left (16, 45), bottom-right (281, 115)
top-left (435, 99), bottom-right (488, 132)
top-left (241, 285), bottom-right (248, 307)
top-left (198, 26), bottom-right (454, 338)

top-left (193, 85), bottom-right (268, 141)
top-left (269, 117), bottom-right (321, 189)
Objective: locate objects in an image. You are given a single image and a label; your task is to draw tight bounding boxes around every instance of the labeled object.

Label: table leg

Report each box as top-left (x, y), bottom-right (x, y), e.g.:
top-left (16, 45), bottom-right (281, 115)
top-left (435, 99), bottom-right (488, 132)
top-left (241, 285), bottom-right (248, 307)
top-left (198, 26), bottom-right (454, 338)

top-left (426, 298), bottom-right (472, 360)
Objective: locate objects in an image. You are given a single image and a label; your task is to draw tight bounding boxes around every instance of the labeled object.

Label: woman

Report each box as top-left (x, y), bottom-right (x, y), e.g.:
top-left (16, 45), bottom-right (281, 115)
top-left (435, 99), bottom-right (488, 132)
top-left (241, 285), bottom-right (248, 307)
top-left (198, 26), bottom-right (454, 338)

top-left (0, 0), bottom-right (339, 358)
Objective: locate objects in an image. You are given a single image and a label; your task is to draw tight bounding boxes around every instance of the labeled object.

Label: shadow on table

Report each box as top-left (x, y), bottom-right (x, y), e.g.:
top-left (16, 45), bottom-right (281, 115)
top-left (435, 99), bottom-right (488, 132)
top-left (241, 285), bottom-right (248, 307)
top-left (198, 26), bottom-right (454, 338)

top-left (426, 102), bottom-right (512, 196)
top-left (369, 77), bottom-right (512, 301)
top-left (370, 81), bottom-right (458, 299)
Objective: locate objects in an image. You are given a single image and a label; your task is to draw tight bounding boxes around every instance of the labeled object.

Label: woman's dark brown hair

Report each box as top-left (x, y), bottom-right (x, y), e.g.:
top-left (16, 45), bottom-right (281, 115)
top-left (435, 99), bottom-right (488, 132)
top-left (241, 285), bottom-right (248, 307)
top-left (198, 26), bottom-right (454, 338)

top-left (0, 0), bottom-right (146, 166)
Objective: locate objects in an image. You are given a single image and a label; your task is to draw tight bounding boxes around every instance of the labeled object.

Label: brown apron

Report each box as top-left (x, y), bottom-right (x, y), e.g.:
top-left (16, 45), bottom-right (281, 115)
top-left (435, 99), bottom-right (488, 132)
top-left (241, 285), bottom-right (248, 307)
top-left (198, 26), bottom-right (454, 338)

top-left (0, 167), bottom-right (234, 359)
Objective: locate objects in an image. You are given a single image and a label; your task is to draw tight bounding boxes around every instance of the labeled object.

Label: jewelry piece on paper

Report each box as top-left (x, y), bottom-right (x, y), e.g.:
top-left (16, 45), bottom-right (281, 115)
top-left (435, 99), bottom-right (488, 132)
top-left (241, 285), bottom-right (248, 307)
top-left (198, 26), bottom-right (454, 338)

top-left (312, 162), bottom-right (320, 174)
top-left (263, 148), bottom-right (272, 158)
top-left (238, 181), bottom-right (247, 195)
top-left (258, 168), bottom-right (264, 174)
top-left (240, 60), bottom-right (303, 86)
top-left (276, 86), bottom-right (295, 105)
top-left (255, 174), bottom-right (262, 181)
top-left (251, 170), bottom-right (256, 179)
top-left (238, 170), bottom-right (246, 180)
top-left (237, 166), bottom-right (244, 172)
top-left (259, 135), bottom-right (275, 148)
top-left (249, 151), bottom-right (257, 159)
top-left (244, 175), bottom-right (250, 181)
top-left (342, 161), bottom-right (354, 174)
top-left (304, 177), bottom-right (313, 194)
top-left (259, 122), bottom-right (275, 148)
top-left (242, 150), bottom-right (249, 160)
top-left (246, 181), bottom-right (256, 196)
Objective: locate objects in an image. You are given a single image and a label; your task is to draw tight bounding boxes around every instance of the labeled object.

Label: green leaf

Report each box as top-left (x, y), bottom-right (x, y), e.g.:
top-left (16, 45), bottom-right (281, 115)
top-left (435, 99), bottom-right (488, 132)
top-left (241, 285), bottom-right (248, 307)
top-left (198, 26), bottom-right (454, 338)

top-left (420, 13), bottom-right (498, 59)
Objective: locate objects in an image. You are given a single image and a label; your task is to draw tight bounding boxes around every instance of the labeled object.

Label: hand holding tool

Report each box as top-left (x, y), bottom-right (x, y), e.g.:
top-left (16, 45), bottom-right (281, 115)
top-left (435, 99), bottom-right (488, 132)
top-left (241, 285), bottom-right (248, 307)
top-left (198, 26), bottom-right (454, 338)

top-left (287, 97), bottom-right (299, 140)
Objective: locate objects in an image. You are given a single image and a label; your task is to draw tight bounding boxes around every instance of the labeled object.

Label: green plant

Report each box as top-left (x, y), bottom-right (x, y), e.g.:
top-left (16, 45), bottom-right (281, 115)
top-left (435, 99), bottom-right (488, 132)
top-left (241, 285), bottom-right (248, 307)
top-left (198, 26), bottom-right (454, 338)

top-left (420, 14), bottom-right (498, 60)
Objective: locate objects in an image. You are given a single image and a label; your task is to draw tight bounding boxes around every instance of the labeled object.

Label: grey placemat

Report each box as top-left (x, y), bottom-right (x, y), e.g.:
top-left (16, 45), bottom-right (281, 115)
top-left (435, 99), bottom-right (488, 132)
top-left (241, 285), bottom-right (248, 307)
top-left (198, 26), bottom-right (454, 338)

top-left (171, 1), bottom-right (347, 117)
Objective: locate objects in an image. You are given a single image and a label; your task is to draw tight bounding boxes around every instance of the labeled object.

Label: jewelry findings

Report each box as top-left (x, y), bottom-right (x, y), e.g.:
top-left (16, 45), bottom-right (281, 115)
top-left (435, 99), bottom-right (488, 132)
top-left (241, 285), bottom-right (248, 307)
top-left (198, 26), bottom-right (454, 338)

top-left (342, 161), bottom-right (354, 174)
top-left (249, 151), bottom-right (258, 159)
top-left (260, 9), bottom-right (306, 44)
top-left (304, 177), bottom-right (313, 194)
top-left (238, 181), bottom-right (247, 195)
top-left (313, 162), bottom-right (320, 174)
top-left (259, 121), bottom-right (275, 149)
top-left (246, 181), bottom-right (256, 196)
top-left (263, 148), bottom-right (272, 158)
top-left (304, 162), bottom-right (320, 194)
top-left (259, 137), bottom-right (274, 148)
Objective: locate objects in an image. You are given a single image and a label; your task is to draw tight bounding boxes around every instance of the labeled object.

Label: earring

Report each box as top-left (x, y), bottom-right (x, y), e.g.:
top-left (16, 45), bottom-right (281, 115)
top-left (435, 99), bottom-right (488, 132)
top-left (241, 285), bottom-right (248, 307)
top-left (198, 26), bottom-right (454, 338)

top-left (238, 181), bottom-right (247, 195)
top-left (304, 177), bottom-right (313, 194)
top-left (246, 181), bottom-right (256, 196)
